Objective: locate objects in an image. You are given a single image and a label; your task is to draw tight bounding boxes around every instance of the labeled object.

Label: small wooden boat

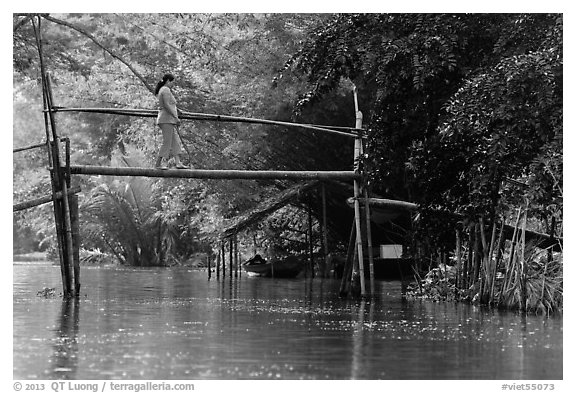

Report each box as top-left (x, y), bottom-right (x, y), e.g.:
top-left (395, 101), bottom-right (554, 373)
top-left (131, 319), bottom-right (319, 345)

top-left (243, 255), bottom-right (304, 278)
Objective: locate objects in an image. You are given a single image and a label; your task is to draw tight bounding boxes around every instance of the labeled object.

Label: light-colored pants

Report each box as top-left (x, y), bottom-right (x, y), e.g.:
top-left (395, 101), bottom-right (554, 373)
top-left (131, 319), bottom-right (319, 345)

top-left (158, 123), bottom-right (182, 158)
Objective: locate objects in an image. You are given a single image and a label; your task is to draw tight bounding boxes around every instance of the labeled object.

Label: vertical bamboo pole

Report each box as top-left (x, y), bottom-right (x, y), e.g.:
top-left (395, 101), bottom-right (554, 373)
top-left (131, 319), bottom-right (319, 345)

top-left (307, 201), bottom-right (314, 278)
top-left (46, 73), bottom-right (78, 297)
top-left (485, 220), bottom-right (498, 302)
top-left (221, 242), bottom-right (226, 278)
top-left (350, 244), bottom-right (360, 296)
top-left (520, 205), bottom-right (528, 312)
top-left (358, 112), bottom-right (375, 294)
top-left (339, 220), bottom-right (357, 297)
top-left (548, 216), bottom-right (556, 263)
top-left (455, 228), bottom-right (462, 290)
top-left (466, 225), bottom-right (473, 289)
top-left (50, 142), bottom-right (69, 295)
top-left (352, 85), bottom-right (366, 296)
top-left (229, 237), bottom-right (233, 279)
top-left (216, 247), bottom-right (221, 279)
top-left (473, 223), bottom-right (482, 285)
top-left (363, 188), bottom-right (375, 296)
top-left (208, 251), bottom-right (212, 280)
top-left (69, 194), bottom-right (81, 295)
top-left (490, 220), bottom-right (505, 301)
top-left (237, 236), bottom-right (242, 278)
top-left (234, 235), bottom-right (239, 278)
top-left (321, 183), bottom-right (329, 278)
top-left (501, 208), bottom-right (522, 297)
top-left (33, 17), bottom-right (72, 296)
top-left (65, 138), bottom-right (80, 295)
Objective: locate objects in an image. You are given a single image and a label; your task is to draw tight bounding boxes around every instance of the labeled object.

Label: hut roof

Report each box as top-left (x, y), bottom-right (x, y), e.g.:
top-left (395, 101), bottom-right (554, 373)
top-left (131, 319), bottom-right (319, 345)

top-left (221, 181), bottom-right (322, 239)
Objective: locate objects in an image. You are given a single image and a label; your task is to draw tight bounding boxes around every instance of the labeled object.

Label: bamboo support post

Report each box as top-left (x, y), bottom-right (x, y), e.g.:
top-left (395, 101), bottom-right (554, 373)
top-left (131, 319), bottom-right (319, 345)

top-left (548, 216), bottom-right (556, 263)
top-left (307, 201), bottom-right (314, 278)
top-left (36, 42), bottom-right (75, 297)
top-left (34, 16), bottom-right (69, 295)
top-left (216, 247), bottom-right (221, 279)
top-left (64, 138), bottom-right (71, 186)
top-left (321, 183), bottom-right (328, 278)
top-left (58, 154), bottom-right (77, 294)
top-left (46, 72), bottom-right (78, 297)
top-left (69, 194), bottom-right (80, 295)
top-left (350, 244), bottom-right (360, 296)
top-left (229, 237), bottom-right (233, 279)
top-left (208, 252), bottom-right (212, 280)
top-left (48, 149), bottom-right (69, 294)
top-left (363, 187), bottom-right (375, 296)
top-left (490, 220), bottom-right (505, 301)
top-left (234, 235), bottom-right (239, 278)
top-left (520, 205), bottom-right (528, 312)
top-left (339, 219), bottom-right (357, 297)
top-left (502, 208), bottom-right (522, 296)
top-left (352, 86), bottom-right (366, 297)
top-left (485, 220), bottom-right (498, 300)
top-left (221, 242), bottom-right (226, 278)
top-left (455, 228), bottom-right (462, 290)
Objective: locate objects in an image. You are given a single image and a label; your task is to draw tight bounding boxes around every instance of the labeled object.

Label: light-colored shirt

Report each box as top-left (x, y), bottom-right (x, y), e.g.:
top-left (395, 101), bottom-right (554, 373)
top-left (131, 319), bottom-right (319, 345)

top-left (156, 86), bottom-right (179, 125)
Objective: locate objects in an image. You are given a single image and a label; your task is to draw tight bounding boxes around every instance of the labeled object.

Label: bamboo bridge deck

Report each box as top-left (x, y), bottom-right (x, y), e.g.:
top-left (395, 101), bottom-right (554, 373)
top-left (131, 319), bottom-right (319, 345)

top-left (68, 165), bottom-right (360, 181)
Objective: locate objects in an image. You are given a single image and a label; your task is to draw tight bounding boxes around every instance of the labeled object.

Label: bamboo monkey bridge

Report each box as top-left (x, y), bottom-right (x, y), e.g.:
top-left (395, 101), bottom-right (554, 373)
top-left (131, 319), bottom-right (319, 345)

top-left (15, 16), bottom-right (376, 298)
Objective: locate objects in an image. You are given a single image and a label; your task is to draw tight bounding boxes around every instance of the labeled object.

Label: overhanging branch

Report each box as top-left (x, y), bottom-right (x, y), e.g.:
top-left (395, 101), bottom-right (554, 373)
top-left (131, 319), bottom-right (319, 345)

top-left (40, 14), bottom-right (155, 94)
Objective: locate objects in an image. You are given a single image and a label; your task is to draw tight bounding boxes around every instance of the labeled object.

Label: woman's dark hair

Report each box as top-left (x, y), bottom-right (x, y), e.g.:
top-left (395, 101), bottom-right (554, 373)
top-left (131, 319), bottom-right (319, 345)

top-left (154, 73), bottom-right (175, 95)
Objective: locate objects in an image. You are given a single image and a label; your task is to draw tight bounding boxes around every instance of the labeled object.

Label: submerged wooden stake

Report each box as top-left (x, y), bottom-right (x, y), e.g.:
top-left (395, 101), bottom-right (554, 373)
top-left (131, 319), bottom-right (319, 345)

top-left (69, 194), bottom-right (81, 295)
top-left (339, 220), bottom-right (357, 297)
top-left (363, 187), bottom-right (375, 296)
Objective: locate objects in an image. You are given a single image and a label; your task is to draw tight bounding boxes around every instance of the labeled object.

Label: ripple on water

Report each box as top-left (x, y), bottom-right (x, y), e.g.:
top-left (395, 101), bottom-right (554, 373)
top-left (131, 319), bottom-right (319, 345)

top-left (13, 266), bottom-right (563, 380)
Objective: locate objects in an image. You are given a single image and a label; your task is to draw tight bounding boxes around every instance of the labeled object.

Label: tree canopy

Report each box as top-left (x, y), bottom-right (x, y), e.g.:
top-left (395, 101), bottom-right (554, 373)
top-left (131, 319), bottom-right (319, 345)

top-left (283, 13), bottom-right (562, 250)
top-left (13, 13), bottom-right (350, 262)
top-left (13, 13), bottom-right (562, 265)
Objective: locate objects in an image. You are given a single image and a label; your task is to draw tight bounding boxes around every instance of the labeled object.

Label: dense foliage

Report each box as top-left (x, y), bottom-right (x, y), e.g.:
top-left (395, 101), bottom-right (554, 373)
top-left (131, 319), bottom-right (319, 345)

top-left (284, 13), bottom-right (562, 248)
top-left (13, 12), bottom-right (562, 295)
top-left (13, 13), bottom-right (350, 261)
top-left (281, 13), bottom-right (562, 309)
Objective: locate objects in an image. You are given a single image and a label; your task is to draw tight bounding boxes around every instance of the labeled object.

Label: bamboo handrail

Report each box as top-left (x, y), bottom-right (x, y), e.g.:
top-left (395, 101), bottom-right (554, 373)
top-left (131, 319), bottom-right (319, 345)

top-left (349, 197), bottom-right (562, 251)
top-left (13, 142), bottom-right (47, 153)
top-left (348, 197), bottom-right (418, 211)
top-left (13, 186), bottom-right (82, 212)
top-left (51, 106), bottom-right (366, 138)
top-left (69, 165), bottom-right (360, 181)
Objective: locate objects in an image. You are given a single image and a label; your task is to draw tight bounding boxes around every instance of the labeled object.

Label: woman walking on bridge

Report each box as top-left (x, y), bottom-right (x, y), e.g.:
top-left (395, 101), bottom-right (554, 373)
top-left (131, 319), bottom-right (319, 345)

top-left (154, 73), bottom-right (189, 169)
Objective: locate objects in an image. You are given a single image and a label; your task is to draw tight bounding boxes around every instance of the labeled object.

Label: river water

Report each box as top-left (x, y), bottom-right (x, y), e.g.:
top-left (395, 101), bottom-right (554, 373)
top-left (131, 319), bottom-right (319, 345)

top-left (13, 261), bottom-right (562, 380)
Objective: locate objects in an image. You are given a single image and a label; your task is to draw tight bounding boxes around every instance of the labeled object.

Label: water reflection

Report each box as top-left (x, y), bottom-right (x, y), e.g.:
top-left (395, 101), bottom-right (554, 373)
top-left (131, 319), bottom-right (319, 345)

top-left (351, 300), bottom-right (366, 379)
top-left (50, 298), bottom-right (79, 379)
top-left (13, 264), bottom-right (562, 380)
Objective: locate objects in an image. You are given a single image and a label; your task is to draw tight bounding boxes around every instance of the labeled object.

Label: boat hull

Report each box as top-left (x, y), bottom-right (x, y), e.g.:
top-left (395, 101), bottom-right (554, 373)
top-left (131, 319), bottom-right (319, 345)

top-left (243, 256), bottom-right (304, 278)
